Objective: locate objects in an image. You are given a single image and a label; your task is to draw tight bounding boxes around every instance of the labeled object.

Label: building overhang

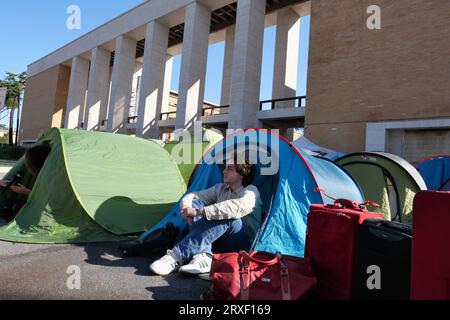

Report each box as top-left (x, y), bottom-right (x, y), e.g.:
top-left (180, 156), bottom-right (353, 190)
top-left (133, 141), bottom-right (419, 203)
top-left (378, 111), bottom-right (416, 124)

top-left (27, 0), bottom-right (310, 77)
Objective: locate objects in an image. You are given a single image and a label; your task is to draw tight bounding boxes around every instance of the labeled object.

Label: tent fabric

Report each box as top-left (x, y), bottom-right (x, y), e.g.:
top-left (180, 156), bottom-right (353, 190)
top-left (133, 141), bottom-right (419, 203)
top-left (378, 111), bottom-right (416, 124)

top-left (416, 155), bottom-right (450, 191)
top-left (292, 136), bottom-right (345, 161)
top-left (162, 128), bottom-right (223, 184)
top-left (336, 152), bottom-right (427, 224)
top-left (139, 129), bottom-right (364, 258)
top-left (440, 179), bottom-right (450, 191)
top-left (0, 128), bottom-right (186, 244)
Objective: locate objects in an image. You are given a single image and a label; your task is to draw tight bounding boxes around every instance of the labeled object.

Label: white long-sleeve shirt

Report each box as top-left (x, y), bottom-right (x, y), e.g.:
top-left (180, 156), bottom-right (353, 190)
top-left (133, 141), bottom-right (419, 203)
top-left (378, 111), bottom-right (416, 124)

top-left (180, 183), bottom-right (262, 240)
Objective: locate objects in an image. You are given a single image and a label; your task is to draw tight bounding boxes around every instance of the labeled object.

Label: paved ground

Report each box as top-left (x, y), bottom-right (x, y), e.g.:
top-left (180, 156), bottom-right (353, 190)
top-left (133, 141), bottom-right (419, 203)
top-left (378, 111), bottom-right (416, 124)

top-left (0, 170), bottom-right (212, 300)
top-left (0, 238), bottom-right (211, 300)
top-left (0, 172), bottom-right (210, 300)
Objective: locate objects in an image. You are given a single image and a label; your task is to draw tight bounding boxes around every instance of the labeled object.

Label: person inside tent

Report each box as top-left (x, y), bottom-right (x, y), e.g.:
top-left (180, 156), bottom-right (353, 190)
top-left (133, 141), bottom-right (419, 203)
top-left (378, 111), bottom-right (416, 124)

top-left (150, 154), bottom-right (262, 276)
top-left (0, 143), bottom-right (51, 221)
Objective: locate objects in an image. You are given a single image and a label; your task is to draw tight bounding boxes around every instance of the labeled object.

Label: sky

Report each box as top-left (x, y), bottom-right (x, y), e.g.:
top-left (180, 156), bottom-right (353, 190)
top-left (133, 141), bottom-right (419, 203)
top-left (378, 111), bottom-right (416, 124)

top-left (0, 0), bottom-right (310, 127)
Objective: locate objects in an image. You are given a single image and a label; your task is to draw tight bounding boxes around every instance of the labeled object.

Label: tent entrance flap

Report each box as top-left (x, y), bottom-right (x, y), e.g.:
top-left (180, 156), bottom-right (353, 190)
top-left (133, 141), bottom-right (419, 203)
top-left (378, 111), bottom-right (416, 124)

top-left (336, 152), bottom-right (427, 224)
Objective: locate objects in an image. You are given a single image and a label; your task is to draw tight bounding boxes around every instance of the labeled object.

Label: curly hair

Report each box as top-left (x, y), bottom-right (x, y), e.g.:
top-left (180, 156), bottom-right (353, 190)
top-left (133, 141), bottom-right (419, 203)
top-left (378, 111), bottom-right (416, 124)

top-left (228, 154), bottom-right (256, 187)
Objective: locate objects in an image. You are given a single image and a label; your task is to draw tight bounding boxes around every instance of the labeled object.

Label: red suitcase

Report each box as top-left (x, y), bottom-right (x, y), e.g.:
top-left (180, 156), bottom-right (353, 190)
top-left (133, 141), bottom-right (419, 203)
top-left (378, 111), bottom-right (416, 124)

top-left (306, 199), bottom-right (384, 300)
top-left (411, 191), bottom-right (450, 300)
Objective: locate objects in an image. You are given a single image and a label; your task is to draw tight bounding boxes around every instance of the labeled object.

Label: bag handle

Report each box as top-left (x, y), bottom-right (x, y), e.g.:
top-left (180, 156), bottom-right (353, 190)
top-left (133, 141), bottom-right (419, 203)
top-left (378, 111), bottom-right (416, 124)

top-left (239, 251), bottom-right (279, 266)
top-left (334, 199), bottom-right (381, 210)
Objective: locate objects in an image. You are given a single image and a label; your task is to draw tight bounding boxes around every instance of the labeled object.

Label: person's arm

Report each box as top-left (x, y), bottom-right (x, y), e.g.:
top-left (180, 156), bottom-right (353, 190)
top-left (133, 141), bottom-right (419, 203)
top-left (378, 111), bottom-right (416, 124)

top-left (10, 184), bottom-right (32, 196)
top-left (202, 186), bottom-right (260, 221)
top-left (0, 180), bottom-right (11, 188)
top-left (180, 184), bottom-right (220, 209)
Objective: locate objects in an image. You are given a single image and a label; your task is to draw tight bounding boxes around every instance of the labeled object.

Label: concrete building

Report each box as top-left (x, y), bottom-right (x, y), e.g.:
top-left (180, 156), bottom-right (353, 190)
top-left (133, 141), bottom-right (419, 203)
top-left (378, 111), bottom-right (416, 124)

top-left (304, 0), bottom-right (450, 165)
top-left (20, 0), bottom-right (450, 164)
top-left (20, 0), bottom-right (309, 144)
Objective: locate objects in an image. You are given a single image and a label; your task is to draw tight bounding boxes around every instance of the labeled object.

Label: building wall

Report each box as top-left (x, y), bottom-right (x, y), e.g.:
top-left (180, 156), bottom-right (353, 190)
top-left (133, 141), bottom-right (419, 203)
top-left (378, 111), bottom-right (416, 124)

top-left (305, 0), bottom-right (450, 153)
top-left (20, 65), bottom-right (70, 142)
top-left (386, 129), bottom-right (450, 166)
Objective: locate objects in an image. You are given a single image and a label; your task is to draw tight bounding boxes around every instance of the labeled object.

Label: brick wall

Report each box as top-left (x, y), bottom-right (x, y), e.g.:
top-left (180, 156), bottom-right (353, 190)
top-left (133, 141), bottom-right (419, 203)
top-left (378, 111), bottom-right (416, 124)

top-left (305, 0), bottom-right (450, 153)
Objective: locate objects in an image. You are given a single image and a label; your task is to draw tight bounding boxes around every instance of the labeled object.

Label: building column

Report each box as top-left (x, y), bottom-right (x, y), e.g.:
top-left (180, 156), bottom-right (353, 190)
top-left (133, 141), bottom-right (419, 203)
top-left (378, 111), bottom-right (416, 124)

top-left (65, 56), bottom-right (89, 129)
top-left (273, 9), bottom-right (301, 141)
top-left (228, 0), bottom-right (266, 130)
top-left (136, 21), bottom-right (169, 138)
top-left (84, 47), bottom-right (111, 131)
top-left (272, 8), bottom-right (300, 105)
top-left (107, 35), bottom-right (137, 133)
top-left (220, 25), bottom-right (235, 107)
top-left (161, 55), bottom-right (174, 114)
top-left (175, 2), bottom-right (211, 130)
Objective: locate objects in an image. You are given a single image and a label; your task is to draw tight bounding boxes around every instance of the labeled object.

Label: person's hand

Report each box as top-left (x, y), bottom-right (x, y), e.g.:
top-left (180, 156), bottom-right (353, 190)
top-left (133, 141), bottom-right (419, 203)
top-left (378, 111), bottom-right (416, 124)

top-left (181, 206), bottom-right (198, 219)
top-left (10, 184), bottom-right (31, 196)
top-left (0, 180), bottom-right (10, 188)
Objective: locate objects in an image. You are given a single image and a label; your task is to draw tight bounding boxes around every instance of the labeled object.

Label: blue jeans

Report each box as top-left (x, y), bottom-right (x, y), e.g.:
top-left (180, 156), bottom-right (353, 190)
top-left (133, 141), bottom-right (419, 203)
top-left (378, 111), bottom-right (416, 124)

top-left (173, 199), bottom-right (251, 261)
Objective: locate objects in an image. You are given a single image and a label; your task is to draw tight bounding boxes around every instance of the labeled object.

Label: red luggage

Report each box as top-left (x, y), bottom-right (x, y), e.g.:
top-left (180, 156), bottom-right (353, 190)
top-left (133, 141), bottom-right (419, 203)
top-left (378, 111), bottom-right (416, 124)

top-left (411, 191), bottom-right (450, 300)
top-left (209, 251), bottom-right (317, 300)
top-left (306, 199), bottom-right (384, 300)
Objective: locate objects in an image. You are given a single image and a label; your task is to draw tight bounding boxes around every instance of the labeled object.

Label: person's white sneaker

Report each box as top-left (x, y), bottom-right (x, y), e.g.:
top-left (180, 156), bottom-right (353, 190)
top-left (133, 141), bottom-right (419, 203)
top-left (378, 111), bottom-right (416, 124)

top-left (149, 250), bottom-right (181, 276)
top-left (179, 253), bottom-right (212, 275)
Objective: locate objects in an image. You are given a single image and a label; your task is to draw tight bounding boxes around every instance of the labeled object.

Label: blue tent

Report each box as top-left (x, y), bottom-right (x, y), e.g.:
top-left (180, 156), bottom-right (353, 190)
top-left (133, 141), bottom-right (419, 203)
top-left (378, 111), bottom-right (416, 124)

top-left (417, 155), bottom-right (450, 191)
top-left (139, 129), bottom-right (364, 258)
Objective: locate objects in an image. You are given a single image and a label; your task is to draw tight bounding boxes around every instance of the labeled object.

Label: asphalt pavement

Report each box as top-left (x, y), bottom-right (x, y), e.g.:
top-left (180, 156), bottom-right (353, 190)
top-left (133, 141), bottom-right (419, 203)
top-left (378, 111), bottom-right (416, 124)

top-left (0, 239), bottom-right (211, 300)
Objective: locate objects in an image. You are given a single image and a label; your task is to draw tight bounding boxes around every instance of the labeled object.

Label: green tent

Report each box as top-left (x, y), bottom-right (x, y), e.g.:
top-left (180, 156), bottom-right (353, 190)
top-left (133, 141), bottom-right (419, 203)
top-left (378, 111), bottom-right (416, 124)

top-left (0, 128), bottom-right (186, 244)
top-left (336, 152), bottom-right (427, 224)
top-left (162, 128), bottom-right (223, 184)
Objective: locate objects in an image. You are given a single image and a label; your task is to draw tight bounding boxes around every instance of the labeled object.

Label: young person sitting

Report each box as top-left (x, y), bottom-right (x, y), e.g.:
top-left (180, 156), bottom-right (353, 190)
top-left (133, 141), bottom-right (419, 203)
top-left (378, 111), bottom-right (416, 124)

top-left (150, 156), bottom-right (262, 276)
top-left (0, 143), bottom-right (51, 220)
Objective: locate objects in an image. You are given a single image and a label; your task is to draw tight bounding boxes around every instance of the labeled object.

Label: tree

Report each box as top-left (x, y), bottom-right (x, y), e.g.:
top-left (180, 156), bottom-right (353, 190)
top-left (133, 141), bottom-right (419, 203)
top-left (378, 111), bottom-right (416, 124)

top-left (0, 72), bottom-right (26, 145)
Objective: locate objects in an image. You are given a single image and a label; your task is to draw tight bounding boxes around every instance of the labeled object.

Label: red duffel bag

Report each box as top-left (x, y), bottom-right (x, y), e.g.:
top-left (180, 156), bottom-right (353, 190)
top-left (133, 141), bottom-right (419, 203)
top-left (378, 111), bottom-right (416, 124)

top-left (209, 251), bottom-right (317, 300)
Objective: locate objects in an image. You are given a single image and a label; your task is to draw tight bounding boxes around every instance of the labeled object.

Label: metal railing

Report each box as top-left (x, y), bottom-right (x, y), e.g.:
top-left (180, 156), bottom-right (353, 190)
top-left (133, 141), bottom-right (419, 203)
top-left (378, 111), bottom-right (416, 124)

top-left (259, 96), bottom-right (307, 111)
top-left (127, 116), bottom-right (138, 124)
top-left (97, 97), bottom-right (306, 125)
top-left (202, 105), bottom-right (230, 116)
top-left (160, 111), bottom-right (177, 121)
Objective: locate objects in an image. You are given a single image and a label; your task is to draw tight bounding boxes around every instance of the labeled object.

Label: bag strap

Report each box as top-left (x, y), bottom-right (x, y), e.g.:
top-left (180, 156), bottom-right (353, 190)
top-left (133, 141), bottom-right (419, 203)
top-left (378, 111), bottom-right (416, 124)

top-left (278, 253), bottom-right (292, 300)
top-left (239, 253), bottom-right (251, 300)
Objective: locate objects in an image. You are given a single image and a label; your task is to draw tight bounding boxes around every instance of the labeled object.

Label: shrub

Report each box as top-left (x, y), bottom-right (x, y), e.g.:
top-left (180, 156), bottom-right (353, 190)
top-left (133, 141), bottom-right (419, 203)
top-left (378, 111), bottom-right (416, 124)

top-left (0, 144), bottom-right (26, 160)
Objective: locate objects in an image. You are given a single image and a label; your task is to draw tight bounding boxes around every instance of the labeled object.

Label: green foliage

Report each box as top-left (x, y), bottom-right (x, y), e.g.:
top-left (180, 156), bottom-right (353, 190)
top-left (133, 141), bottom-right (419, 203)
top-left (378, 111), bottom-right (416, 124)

top-left (0, 144), bottom-right (25, 160)
top-left (0, 72), bottom-right (26, 109)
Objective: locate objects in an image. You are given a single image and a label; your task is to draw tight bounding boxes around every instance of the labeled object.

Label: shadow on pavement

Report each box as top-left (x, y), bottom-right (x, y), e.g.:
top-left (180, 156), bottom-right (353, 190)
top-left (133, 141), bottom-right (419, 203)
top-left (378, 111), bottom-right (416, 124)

top-left (81, 242), bottom-right (156, 276)
top-left (146, 272), bottom-right (211, 300)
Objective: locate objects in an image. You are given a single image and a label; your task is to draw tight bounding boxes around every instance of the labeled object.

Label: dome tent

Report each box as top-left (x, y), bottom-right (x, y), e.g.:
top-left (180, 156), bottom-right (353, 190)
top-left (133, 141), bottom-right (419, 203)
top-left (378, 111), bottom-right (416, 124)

top-left (137, 129), bottom-right (364, 258)
top-left (292, 135), bottom-right (344, 161)
top-left (417, 155), bottom-right (450, 191)
top-left (160, 128), bottom-right (224, 184)
top-left (0, 128), bottom-right (186, 244)
top-left (336, 152), bottom-right (427, 224)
